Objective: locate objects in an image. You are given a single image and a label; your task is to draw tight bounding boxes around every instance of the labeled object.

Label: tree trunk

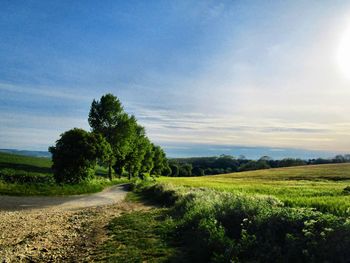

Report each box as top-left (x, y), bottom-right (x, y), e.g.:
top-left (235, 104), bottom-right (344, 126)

top-left (128, 169), bottom-right (131, 180)
top-left (108, 160), bottom-right (112, 180)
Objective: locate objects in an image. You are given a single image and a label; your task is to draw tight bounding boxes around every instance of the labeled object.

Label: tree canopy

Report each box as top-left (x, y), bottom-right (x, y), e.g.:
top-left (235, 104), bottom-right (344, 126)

top-left (49, 128), bottom-right (112, 184)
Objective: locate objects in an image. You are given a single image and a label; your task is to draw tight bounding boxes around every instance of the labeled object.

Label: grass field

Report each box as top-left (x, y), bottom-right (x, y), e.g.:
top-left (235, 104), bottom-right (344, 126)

top-left (160, 164), bottom-right (350, 216)
top-left (0, 152), bottom-right (128, 195)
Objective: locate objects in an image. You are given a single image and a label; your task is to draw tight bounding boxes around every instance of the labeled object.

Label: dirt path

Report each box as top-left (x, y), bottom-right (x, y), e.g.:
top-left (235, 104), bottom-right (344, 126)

top-left (0, 184), bottom-right (129, 211)
top-left (0, 185), bottom-right (151, 262)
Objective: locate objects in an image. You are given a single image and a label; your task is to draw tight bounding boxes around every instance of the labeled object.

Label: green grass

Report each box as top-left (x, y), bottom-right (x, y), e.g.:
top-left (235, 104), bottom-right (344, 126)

top-left (0, 152), bottom-right (129, 196)
top-left (159, 163), bottom-right (350, 215)
top-left (0, 151), bottom-right (52, 170)
top-left (94, 208), bottom-right (187, 262)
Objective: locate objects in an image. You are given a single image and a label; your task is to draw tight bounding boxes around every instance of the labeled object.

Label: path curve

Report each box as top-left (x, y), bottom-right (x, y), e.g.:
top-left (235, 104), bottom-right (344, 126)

top-left (0, 184), bottom-right (130, 211)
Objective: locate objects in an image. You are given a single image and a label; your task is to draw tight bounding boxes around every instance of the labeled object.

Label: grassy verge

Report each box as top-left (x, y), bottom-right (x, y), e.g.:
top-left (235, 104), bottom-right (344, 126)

top-left (130, 182), bottom-right (350, 263)
top-left (94, 209), bottom-right (187, 262)
top-left (0, 178), bottom-right (129, 196)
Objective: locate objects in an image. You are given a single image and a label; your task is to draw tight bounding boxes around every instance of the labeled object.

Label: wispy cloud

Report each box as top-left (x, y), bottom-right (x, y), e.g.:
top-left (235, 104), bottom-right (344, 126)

top-left (0, 83), bottom-right (91, 101)
top-left (1, 1), bottom-right (350, 157)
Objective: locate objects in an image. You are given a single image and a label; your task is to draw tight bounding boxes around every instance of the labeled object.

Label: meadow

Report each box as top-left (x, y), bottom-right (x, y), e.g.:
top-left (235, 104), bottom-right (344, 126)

top-left (0, 152), bottom-right (128, 195)
top-left (160, 163), bottom-right (350, 216)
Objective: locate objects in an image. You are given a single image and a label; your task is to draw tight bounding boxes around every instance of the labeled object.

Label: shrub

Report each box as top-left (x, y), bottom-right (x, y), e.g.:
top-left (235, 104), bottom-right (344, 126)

top-left (136, 183), bottom-right (350, 263)
top-left (343, 186), bottom-right (350, 194)
top-left (0, 168), bottom-right (54, 184)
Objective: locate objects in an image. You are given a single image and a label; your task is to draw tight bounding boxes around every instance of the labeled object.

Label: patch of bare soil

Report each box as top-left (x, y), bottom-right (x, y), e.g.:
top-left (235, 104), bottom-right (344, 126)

top-left (0, 202), bottom-right (151, 262)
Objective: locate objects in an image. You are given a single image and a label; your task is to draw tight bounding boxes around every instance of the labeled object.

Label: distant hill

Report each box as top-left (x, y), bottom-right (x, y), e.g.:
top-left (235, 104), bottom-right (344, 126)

top-left (0, 149), bottom-right (51, 158)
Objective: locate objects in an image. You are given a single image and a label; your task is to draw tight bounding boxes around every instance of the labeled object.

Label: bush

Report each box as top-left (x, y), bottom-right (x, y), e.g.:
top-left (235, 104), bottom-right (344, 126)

top-left (136, 183), bottom-right (350, 263)
top-left (0, 168), bottom-right (54, 184)
top-left (343, 186), bottom-right (350, 194)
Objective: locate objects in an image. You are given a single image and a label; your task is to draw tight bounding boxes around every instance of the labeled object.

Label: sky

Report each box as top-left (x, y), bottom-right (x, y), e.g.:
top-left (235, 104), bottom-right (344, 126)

top-left (1, 0), bottom-right (350, 159)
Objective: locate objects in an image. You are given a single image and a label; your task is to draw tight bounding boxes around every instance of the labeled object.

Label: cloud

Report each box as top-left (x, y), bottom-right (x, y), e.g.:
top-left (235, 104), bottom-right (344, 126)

top-left (0, 82), bottom-right (91, 101)
top-left (0, 112), bottom-right (89, 150)
top-left (127, 105), bottom-right (346, 151)
top-left (2, 1), bottom-right (350, 156)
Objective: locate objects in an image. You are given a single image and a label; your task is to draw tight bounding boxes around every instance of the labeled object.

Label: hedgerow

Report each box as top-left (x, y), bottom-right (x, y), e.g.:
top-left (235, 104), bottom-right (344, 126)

top-left (134, 183), bottom-right (350, 262)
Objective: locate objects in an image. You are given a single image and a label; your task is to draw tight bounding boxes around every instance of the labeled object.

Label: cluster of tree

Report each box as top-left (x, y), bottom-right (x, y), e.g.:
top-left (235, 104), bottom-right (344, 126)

top-left (49, 94), bottom-right (170, 184)
top-left (307, 154), bottom-right (350, 164)
top-left (167, 154), bottom-right (350, 177)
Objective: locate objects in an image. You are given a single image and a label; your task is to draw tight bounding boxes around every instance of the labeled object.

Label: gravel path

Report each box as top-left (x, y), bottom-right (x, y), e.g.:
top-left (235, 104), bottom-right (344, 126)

top-left (0, 184), bottom-right (148, 262)
top-left (0, 184), bottom-right (129, 211)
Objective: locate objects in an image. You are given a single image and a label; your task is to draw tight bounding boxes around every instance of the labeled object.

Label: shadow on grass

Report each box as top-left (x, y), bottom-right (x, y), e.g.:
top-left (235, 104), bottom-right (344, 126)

top-left (0, 162), bottom-right (52, 174)
top-left (95, 207), bottom-right (191, 263)
top-left (125, 191), bottom-right (166, 208)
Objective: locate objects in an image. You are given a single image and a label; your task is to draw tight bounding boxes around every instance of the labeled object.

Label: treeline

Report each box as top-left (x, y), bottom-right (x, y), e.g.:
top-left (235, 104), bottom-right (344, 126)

top-left (49, 94), bottom-right (170, 184)
top-left (168, 154), bottom-right (350, 177)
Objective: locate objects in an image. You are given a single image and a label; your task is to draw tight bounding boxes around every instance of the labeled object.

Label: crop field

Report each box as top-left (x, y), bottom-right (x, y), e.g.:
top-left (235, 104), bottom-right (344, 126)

top-left (160, 164), bottom-right (350, 216)
top-left (0, 151), bottom-right (52, 170)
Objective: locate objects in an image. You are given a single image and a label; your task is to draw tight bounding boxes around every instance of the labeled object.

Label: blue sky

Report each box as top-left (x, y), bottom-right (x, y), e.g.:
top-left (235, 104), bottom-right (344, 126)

top-left (1, 0), bottom-right (350, 158)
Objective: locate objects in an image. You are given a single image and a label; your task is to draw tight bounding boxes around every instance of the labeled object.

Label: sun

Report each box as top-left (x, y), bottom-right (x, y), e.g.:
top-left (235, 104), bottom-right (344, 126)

top-left (336, 23), bottom-right (350, 79)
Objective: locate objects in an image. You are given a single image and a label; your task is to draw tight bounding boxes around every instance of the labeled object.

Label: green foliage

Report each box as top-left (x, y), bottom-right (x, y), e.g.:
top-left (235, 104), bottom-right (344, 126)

top-left (95, 209), bottom-right (185, 262)
top-left (124, 119), bottom-right (149, 179)
top-left (0, 152), bottom-right (51, 170)
top-left (136, 183), bottom-right (350, 263)
top-left (0, 152), bottom-right (128, 195)
top-left (49, 128), bottom-right (112, 184)
top-left (152, 145), bottom-right (169, 176)
top-left (88, 93), bottom-right (125, 138)
top-left (160, 164), bottom-right (350, 216)
top-left (238, 159), bottom-right (270, 171)
top-left (343, 186), bottom-right (350, 194)
top-left (88, 93), bottom-right (129, 179)
top-left (178, 163), bottom-right (193, 176)
top-left (168, 154), bottom-right (350, 177)
top-left (141, 140), bottom-right (155, 175)
top-left (169, 163), bottom-right (179, 176)
top-left (0, 168), bottom-right (54, 184)
top-left (88, 94), bottom-right (169, 180)
top-left (0, 152), bottom-right (54, 185)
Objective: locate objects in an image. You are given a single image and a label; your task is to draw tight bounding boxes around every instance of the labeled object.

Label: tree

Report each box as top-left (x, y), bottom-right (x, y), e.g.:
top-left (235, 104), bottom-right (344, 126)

top-left (88, 94), bottom-right (131, 179)
top-left (179, 163), bottom-right (192, 176)
top-left (238, 160), bottom-right (270, 172)
top-left (140, 138), bottom-right (155, 177)
top-left (124, 119), bottom-right (149, 180)
top-left (193, 166), bottom-right (205, 176)
top-left (49, 128), bottom-right (112, 184)
top-left (151, 145), bottom-right (168, 176)
top-left (88, 93), bottom-right (169, 180)
top-left (333, 155), bottom-right (346, 163)
top-left (169, 163), bottom-right (179, 177)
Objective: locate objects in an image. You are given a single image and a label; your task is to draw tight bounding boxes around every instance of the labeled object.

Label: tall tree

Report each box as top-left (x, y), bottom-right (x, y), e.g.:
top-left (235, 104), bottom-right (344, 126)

top-left (140, 138), bottom-right (155, 177)
top-left (88, 94), bottom-right (130, 179)
top-left (151, 145), bottom-right (169, 176)
top-left (124, 117), bottom-right (147, 179)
